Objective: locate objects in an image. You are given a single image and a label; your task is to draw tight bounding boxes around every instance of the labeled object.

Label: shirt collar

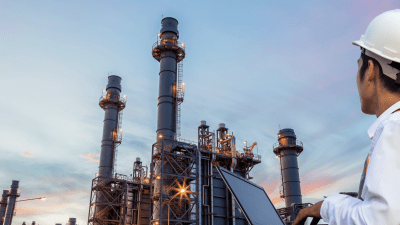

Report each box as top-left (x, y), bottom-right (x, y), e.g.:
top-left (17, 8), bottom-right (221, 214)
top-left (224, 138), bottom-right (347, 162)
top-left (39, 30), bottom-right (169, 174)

top-left (368, 100), bottom-right (400, 139)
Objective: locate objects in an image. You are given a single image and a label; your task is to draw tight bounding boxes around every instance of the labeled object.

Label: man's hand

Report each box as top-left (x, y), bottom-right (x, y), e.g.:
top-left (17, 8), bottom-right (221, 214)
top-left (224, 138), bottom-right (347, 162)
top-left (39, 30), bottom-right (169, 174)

top-left (292, 201), bottom-right (323, 225)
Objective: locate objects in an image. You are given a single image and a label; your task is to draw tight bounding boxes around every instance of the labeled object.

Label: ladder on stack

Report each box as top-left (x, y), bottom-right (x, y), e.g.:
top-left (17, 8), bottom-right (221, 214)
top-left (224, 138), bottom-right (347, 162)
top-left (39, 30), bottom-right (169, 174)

top-left (113, 110), bottom-right (124, 175)
top-left (176, 62), bottom-right (184, 138)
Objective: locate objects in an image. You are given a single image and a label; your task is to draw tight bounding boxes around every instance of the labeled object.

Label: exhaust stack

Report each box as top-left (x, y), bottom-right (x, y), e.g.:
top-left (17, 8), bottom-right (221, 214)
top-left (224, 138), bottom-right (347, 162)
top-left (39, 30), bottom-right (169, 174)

top-left (94, 75), bottom-right (126, 224)
top-left (0, 190), bottom-right (9, 225)
top-left (98, 75), bottom-right (126, 178)
top-left (152, 17), bottom-right (185, 141)
top-left (273, 128), bottom-right (303, 208)
top-left (3, 180), bottom-right (20, 225)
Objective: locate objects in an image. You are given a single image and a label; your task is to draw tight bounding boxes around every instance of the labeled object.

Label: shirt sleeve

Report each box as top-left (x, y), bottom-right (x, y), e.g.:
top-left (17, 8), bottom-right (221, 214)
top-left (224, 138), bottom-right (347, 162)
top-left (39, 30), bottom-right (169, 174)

top-left (320, 118), bottom-right (400, 225)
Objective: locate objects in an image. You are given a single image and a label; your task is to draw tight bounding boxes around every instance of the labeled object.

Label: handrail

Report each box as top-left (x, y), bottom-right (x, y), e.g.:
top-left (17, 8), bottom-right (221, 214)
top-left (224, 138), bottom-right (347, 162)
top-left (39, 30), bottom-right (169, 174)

top-left (99, 93), bottom-right (127, 104)
top-left (176, 138), bottom-right (197, 146)
top-left (273, 140), bottom-right (303, 149)
top-left (152, 38), bottom-right (185, 51)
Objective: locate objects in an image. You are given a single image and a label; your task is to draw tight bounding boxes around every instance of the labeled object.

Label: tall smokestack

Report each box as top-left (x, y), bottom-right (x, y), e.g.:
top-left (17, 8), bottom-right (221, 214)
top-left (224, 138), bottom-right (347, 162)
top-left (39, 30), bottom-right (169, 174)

top-left (98, 75), bottom-right (126, 178)
top-left (0, 190), bottom-right (8, 225)
top-left (152, 17), bottom-right (185, 141)
top-left (273, 129), bottom-right (303, 209)
top-left (151, 17), bottom-right (186, 224)
top-left (4, 180), bottom-right (20, 225)
top-left (94, 75), bottom-right (126, 224)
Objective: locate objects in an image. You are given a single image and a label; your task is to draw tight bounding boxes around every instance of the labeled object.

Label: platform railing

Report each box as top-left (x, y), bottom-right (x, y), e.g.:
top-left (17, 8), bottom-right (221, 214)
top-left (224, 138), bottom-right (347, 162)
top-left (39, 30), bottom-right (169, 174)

top-left (273, 140), bottom-right (303, 149)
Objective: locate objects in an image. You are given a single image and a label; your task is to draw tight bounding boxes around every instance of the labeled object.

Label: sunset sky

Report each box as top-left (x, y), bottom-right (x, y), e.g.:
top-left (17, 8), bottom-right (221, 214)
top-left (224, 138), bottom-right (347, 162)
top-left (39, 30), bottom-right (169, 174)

top-left (1, 0), bottom-right (399, 224)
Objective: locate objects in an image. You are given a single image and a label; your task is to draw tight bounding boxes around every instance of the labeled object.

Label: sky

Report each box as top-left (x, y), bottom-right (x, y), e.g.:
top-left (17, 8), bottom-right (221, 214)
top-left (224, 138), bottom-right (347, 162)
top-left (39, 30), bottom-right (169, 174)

top-left (1, 0), bottom-right (399, 224)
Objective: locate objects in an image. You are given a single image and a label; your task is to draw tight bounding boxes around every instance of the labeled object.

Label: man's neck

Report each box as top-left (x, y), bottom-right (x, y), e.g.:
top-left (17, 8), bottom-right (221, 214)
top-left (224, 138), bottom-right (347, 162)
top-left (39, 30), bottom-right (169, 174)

top-left (375, 91), bottom-right (400, 117)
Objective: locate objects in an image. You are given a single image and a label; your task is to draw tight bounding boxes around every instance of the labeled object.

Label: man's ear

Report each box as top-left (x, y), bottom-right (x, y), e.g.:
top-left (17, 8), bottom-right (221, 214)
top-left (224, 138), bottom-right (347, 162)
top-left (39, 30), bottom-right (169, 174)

top-left (366, 59), bottom-right (377, 83)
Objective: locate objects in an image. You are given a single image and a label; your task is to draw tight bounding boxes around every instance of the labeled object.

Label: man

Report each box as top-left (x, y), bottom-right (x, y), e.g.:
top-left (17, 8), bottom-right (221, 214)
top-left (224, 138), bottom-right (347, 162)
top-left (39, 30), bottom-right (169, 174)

top-left (293, 9), bottom-right (400, 225)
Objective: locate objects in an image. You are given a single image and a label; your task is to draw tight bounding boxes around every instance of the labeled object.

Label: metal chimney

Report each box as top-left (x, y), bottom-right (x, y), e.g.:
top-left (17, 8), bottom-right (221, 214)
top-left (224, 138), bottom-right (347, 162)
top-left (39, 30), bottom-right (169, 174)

top-left (0, 190), bottom-right (8, 225)
top-left (4, 180), bottom-right (20, 225)
top-left (68, 218), bottom-right (76, 225)
top-left (98, 75), bottom-right (126, 178)
top-left (94, 75), bottom-right (126, 224)
top-left (152, 17), bottom-right (185, 141)
top-left (151, 17), bottom-right (186, 224)
top-left (273, 129), bottom-right (303, 208)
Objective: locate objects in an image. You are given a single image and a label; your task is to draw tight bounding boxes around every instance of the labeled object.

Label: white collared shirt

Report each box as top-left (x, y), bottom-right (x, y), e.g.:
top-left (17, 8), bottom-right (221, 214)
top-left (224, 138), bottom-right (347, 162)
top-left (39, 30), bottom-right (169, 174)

top-left (320, 100), bottom-right (400, 225)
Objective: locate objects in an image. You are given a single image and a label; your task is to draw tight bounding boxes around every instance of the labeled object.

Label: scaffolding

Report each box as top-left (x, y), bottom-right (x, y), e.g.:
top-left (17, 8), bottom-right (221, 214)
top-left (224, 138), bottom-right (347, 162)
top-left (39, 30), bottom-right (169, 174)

top-left (149, 139), bottom-right (200, 225)
top-left (88, 174), bottom-right (151, 225)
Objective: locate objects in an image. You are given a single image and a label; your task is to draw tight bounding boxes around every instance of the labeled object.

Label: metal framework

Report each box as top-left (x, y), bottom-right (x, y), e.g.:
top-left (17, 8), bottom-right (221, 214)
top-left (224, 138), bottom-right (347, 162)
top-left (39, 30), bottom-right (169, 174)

top-left (149, 139), bottom-right (200, 225)
top-left (88, 174), bottom-right (151, 225)
top-left (196, 121), bottom-right (263, 225)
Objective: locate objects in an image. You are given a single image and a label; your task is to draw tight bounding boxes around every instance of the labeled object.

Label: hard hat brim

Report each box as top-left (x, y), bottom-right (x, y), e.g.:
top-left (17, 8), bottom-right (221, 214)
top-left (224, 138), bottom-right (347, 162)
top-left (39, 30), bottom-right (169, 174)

top-left (352, 40), bottom-right (362, 47)
top-left (352, 40), bottom-right (400, 63)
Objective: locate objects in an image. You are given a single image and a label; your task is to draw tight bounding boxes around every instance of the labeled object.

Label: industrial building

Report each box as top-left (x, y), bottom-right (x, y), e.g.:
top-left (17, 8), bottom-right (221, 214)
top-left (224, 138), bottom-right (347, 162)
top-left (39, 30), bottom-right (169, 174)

top-left (85, 17), bottom-right (320, 225)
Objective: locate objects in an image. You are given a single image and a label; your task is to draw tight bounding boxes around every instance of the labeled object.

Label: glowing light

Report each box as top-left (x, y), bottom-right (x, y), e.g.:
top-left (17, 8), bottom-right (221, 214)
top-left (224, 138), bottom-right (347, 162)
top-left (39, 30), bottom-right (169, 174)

top-left (145, 179), bottom-right (149, 183)
top-left (244, 141), bottom-right (247, 144)
top-left (159, 135), bottom-right (163, 138)
top-left (180, 189), bottom-right (185, 193)
top-left (181, 43), bottom-right (185, 47)
top-left (40, 197), bottom-right (46, 201)
top-left (157, 33), bottom-right (161, 37)
top-left (156, 176), bottom-right (161, 180)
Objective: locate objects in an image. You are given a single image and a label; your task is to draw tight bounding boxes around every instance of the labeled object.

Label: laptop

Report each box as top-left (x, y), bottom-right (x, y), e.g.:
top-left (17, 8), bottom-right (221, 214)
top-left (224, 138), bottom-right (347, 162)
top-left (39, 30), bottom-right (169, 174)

top-left (216, 166), bottom-right (285, 225)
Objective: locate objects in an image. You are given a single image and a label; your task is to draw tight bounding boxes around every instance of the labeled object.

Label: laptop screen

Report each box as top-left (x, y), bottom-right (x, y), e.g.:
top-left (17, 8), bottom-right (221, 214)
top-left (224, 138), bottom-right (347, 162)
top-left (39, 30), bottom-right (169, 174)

top-left (216, 166), bottom-right (285, 225)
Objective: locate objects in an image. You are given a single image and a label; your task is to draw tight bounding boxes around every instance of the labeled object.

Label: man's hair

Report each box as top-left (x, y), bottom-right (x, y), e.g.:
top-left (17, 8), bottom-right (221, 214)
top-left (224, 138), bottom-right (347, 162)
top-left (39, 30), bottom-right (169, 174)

top-left (360, 52), bottom-right (400, 93)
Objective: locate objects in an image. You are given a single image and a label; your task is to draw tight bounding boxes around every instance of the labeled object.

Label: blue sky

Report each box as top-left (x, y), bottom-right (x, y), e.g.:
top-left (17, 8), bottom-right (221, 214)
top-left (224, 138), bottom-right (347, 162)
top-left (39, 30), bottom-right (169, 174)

top-left (1, 0), bottom-right (399, 224)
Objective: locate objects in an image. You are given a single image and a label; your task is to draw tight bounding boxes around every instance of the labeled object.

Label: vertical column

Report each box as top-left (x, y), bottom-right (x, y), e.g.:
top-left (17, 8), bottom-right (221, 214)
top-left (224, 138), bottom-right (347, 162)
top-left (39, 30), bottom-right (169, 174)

top-left (273, 129), bottom-right (303, 208)
top-left (157, 18), bottom-right (178, 141)
top-left (0, 190), bottom-right (9, 225)
top-left (4, 180), bottom-right (20, 225)
top-left (151, 17), bottom-right (185, 225)
top-left (93, 75), bottom-right (126, 225)
top-left (98, 75), bottom-right (123, 178)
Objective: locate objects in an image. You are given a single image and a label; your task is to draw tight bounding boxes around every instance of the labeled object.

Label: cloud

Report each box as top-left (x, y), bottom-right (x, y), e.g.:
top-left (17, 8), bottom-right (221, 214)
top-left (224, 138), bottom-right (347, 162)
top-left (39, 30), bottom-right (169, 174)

top-left (20, 150), bottom-right (33, 158)
top-left (79, 153), bottom-right (100, 162)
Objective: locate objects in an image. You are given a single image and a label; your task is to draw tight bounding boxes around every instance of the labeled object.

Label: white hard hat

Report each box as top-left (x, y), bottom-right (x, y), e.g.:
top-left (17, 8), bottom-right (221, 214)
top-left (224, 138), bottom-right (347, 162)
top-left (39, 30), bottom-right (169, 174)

top-left (353, 9), bottom-right (400, 82)
top-left (353, 9), bottom-right (400, 63)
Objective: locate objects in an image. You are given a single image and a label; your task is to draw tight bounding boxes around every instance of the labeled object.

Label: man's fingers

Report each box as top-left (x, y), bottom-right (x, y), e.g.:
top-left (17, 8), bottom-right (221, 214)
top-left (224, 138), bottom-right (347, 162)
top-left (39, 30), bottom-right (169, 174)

top-left (310, 217), bottom-right (321, 225)
top-left (292, 209), bottom-right (308, 225)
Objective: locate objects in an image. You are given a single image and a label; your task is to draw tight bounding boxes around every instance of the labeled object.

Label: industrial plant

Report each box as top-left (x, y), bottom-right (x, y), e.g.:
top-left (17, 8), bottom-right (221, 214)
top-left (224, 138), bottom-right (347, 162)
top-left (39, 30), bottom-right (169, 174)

top-left (85, 17), bottom-right (315, 225)
top-left (0, 17), bottom-right (326, 225)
